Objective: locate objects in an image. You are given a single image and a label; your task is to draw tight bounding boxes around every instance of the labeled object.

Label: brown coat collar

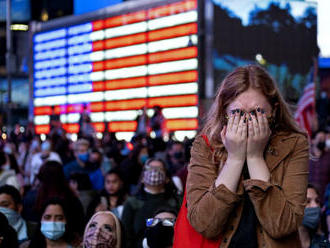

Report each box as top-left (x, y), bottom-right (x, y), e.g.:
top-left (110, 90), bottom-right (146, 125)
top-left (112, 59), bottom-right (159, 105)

top-left (265, 132), bottom-right (302, 172)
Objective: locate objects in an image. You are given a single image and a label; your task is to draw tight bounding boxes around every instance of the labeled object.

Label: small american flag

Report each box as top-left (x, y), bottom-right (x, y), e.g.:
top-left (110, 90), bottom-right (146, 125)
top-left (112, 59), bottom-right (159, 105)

top-left (294, 72), bottom-right (316, 136)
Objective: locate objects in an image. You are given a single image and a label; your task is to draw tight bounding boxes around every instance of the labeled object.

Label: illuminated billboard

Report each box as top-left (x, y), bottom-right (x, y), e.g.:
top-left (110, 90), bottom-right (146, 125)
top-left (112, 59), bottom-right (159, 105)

top-left (32, 0), bottom-right (199, 140)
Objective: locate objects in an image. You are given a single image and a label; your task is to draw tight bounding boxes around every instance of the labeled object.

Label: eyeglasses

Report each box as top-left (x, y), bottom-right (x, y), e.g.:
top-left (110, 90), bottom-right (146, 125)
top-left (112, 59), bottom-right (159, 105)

top-left (146, 218), bottom-right (176, 227)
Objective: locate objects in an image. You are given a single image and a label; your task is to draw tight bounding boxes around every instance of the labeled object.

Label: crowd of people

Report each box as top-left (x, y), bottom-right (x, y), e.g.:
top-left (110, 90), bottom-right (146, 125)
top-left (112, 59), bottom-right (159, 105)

top-left (0, 68), bottom-right (329, 248)
top-left (0, 120), bottom-right (191, 248)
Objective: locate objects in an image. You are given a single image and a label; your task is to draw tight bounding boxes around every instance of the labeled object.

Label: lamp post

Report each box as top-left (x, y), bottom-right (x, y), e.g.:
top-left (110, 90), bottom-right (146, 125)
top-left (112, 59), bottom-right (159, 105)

top-left (6, 0), bottom-right (13, 131)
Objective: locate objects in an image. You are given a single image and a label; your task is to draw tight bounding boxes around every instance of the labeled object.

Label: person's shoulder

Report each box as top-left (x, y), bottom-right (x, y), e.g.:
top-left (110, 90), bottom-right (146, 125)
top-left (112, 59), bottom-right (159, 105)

top-left (272, 131), bottom-right (309, 153)
top-left (124, 195), bottom-right (144, 209)
top-left (273, 131), bottom-right (308, 144)
top-left (191, 134), bottom-right (214, 153)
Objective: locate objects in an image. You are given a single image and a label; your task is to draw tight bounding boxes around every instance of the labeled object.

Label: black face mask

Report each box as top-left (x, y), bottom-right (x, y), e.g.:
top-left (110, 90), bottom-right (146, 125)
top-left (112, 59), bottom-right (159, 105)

top-left (145, 223), bottom-right (174, 248)
top-left (317, 142), bottom-right (326, 151)
top-left (173, 151), bottom-right (183, 160)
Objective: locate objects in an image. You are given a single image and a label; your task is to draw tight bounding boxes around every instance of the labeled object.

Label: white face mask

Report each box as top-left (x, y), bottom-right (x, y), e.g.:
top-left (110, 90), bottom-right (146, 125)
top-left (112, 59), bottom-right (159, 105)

top-left (326, 139), bottom-right (330, 149)
top-left (2, 164), bottom-right (10, 171)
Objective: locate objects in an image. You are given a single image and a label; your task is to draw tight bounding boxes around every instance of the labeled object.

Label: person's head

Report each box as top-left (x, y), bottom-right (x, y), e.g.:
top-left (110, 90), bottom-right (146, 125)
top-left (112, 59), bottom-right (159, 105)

top-left (302, 184), bottom-right (321, 231)
top-left (74, 139), bottom-right (90, 162)
top-left (153, 106), bottom-right (162, 115)
top-left (167, 141), bottom-right (185, 163)
top-left (84, 211), bottom-right (121, 248)
top-left (202, 65), bottom-right (302, 149)
top-left (0, 185), bottom-right (22, 213)
top-left (89, 149), bottom-right (102, 166)
top-left (69, 173), bottom-right (93, 193)
top-left (138, 146), bottom-right (149, 165)
top-left (40, 140), bottom-right (52, 156)
top-left (0, 212), bottom-right (18, 248)
top-left (36, 161), bottom-right (73, 213)
top-left (38, 198), bottom-right (74, 243)
top-left (104, 170), bottom-right (124, 196)
top-left (143, 207), bottom-right (177, 248)
top-left (312, 130), bottom-right (327, 152)
top-left (0, 151), bottom-right (10, 172)
top-left (306, 184), bottom-right (320, 208)
top-left (142, 158), bottom-right (168, 189)
top-left (37, 160), bottom-right (67, 187)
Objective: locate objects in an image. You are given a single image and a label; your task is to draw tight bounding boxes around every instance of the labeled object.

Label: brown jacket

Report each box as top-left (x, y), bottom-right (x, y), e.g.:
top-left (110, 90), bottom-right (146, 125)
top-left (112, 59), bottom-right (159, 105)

top-left (186, 132), bottom-right (309, 248)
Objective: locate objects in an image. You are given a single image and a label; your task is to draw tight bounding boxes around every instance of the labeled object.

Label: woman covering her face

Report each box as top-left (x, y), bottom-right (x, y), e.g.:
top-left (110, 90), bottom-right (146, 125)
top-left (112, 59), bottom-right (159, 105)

top-left (185, 65), bottom-right (309, 247)
top-left (83, 211), bottom-right (121, 248)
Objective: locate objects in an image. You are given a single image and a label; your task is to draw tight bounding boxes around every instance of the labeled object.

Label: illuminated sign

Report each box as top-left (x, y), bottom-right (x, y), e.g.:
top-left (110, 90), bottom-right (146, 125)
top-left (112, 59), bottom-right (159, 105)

top-left (33, 0), bottom-right (199, 140)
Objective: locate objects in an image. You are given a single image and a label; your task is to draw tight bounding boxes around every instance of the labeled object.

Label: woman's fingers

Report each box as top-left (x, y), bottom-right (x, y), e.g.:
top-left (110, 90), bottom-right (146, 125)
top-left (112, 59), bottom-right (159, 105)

top-left (232, 109), bottom-right (241, 133)
top-left (221, 125), bottom-right (227, 144)
top-left (238, 113), bottom-right (247, 137)
top-left (250, 111), bottom-right (259, 137)
top-left (227, 109), bottom-right (235, 129)
top-left (242, 114), bottom-right (247, 138)
top-left (248, 114), bottom-right (254, 137)
top-left (257, 107), bottom-right (266, 134)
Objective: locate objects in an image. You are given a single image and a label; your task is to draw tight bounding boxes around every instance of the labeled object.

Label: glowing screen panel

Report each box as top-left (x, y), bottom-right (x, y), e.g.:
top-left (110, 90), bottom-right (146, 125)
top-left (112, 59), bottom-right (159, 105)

top-left (33, 0), bottom-right (198, 140)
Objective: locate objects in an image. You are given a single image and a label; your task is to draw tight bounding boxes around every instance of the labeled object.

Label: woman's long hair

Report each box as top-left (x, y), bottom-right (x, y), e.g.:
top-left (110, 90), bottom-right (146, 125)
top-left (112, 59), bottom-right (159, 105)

top-left (201, 65), bottom-right (304, 164)
top-left (35, 161), bottom-right (76, 213)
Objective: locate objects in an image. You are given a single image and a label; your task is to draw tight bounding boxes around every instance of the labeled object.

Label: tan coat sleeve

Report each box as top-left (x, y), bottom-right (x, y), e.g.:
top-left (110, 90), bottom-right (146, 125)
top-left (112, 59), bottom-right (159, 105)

top-left (186, 135), bottom-right (243, 239)
top-left (243, 134), bottom-right (309, 239)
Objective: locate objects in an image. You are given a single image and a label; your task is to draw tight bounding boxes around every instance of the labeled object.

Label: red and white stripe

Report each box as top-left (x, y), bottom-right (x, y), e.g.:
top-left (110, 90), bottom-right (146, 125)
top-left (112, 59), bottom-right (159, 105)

top-left (294, 82), bottom-right (315, 136)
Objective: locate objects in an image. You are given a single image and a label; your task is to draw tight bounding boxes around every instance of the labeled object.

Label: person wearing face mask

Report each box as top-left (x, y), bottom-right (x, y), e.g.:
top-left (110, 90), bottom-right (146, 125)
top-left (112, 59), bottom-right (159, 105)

top-left (0, 185), bottom-right (37, 245)
top-left (30, 139), bottom-right (62, 186)
top-left (28, 198), bottom-right (77, 248)
top-left (142, 207), bottom-right (177, 248)
top-left (22, 161), bottom-right (85, 237)
top-left (83, 211), bottom-right (122, 248)
top-left (309, 130), bottom-right (330, 199)
top-left (121, 158), bottom-right (181, 248)
top-left (166, 142), bottom-right (186, 177)
top-left (64, 140), bottom-right (104, 191)
top-left (298, 184), bottom-right (329, 248)
top-left (0, 151), bottom-right (20, 190)
top-left (99, 169), bottom-right (128, 220)
top-left (0, 211), bottom-right (19, 248)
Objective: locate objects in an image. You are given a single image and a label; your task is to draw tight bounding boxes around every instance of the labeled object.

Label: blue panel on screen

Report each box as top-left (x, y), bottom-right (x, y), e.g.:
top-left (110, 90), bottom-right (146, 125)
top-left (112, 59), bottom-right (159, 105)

top-left (319, 58), bottom-right (330, 69)
top-left (0, 0), bottom-right (31, 21)
top-left (74, 0), bottom-right (122, 15)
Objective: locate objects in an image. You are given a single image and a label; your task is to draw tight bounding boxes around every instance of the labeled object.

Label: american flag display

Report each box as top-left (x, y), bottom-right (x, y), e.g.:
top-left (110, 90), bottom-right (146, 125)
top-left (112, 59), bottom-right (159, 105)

top-left (33, 0), bottom-right (199, 140)
top-left (294, 81), bottom-right (315, 137)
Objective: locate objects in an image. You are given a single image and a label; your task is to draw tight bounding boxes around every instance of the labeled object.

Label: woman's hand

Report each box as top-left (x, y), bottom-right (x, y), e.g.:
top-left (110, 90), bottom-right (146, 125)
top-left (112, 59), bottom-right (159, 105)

top-left (221, 109), bottom-right (247, 162)
top-left (247, 108), bottom-right (271, 160)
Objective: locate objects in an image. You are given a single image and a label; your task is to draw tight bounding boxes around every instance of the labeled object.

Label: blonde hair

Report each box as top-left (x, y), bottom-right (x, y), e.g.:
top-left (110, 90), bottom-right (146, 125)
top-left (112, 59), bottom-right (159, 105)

top-left (74, 139), bottom-right (90, 151)
top-left (200, 65), bottom-right (303, 163)
top-left (83, 211), bottom-right (121, 248)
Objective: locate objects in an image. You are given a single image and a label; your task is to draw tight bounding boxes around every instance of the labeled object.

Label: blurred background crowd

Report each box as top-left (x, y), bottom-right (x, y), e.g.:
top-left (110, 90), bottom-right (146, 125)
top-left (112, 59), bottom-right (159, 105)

top-left (0, 112), bottom-right (329, 247)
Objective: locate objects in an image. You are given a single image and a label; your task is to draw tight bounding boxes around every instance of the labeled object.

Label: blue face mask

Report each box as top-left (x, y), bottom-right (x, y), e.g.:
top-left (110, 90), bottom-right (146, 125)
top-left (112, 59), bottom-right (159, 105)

top-left (78, 153), bottom-right (89, 162)
top-left (140, 154), bottom-right (149, 165)
top-left (41, 221), bottom-right (66, 240)
top-left (0, 206), bottom-right (20, 226)
top-left (0, 207), bottom-right (28, 241)
top-left (302, 207), bottom-right (321, 230)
